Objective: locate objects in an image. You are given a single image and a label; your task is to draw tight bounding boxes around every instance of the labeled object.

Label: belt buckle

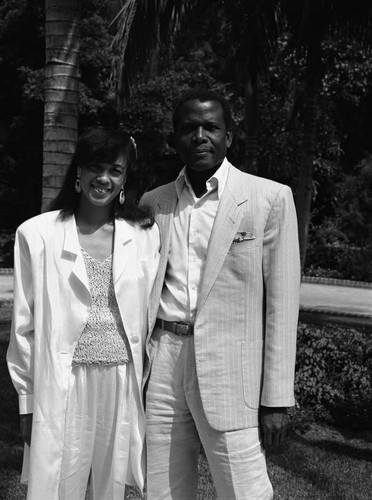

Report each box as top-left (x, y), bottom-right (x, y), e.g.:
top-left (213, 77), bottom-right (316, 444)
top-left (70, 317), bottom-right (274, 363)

top-left (175, 323), bottom-right (190, 336)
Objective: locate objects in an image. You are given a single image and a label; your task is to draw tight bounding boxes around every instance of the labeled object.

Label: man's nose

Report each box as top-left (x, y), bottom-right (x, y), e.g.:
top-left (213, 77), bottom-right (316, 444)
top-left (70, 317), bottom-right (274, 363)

top-left (194, 126), bottom-right (206, 141)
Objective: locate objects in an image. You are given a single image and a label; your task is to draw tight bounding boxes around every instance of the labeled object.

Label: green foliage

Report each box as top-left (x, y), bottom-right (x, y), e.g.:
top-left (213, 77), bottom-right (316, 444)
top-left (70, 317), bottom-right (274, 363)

top-left (78, 9), bottom-right (117, 125)
top-left (122, 43), bottom-right (223, 159)
top-left (305, 155), bottom-right (372, 281)
top-left (305, 219), bottom-right (372, 281)
top-left (322, 37), bottom-right (372, 106)
top-left (336, 155), bottom-right (372, 245)
top-left (295, 323), bottom-right (372, 430)
top-left (304, 265), bottom-right (344, 280)
top-left (0, 0), bottom-right (44, 225)
top-left (253, 35), bottom-right (343, 188)
top-left (0, 231), bottom-right (14, 267)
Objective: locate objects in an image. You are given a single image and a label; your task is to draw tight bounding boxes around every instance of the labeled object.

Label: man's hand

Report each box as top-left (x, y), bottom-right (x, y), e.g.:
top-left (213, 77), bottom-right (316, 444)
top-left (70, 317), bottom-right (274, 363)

top-left (259, 406), bottom-right (289, 449)
top-left (20, 413), bottom-right (33, 446)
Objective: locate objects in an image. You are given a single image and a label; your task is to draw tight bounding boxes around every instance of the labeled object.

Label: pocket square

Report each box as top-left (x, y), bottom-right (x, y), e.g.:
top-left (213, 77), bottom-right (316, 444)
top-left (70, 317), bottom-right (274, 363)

top-left (232, 231), bottom-right (255, 243)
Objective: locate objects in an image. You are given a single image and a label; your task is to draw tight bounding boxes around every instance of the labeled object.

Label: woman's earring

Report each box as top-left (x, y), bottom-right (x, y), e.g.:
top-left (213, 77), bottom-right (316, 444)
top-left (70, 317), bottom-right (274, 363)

top-left (75, 177), bottom-right (81, 193)
top-left (119, 188), bottom-right (125, 205)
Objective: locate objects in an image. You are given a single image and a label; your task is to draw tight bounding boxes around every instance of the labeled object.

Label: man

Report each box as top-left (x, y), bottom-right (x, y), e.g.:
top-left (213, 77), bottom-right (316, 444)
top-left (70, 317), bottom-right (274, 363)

top-left (142, 89), bottom-right (300, 499)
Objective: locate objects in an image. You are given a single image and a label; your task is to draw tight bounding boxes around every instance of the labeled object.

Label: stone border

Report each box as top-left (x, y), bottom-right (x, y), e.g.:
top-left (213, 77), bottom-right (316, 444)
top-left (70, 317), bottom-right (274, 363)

top-left (1, 268), bottom-right (371, 287)
top-left (302, 276), bottom-right (372, 288)
top-left (0, 268), bottom-right (13, 275)
top-left (299, 305), bottom-right (372, 320)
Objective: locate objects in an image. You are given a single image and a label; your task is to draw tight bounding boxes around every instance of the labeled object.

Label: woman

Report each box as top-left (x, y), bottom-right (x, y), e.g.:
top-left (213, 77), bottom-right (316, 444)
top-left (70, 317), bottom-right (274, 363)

top-left (7, 127), bottom-right (160, 500)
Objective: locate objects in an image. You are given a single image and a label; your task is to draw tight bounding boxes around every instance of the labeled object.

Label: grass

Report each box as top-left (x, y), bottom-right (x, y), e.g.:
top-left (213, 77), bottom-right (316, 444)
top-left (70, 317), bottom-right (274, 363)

top-left (1, 314), bottom-right (372, 499)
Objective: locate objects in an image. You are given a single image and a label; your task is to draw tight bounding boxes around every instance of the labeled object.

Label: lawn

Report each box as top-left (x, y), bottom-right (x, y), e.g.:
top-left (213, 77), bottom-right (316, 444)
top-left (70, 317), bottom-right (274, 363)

top-left (1, 312), bottom-right (371, 499)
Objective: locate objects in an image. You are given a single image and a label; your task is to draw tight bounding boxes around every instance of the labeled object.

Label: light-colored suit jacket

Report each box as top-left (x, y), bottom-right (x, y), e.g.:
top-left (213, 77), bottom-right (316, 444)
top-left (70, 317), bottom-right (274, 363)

top-left (7, 210), bottom-right (160, 498)
top-left (142, 162), bottom-right (300, 432)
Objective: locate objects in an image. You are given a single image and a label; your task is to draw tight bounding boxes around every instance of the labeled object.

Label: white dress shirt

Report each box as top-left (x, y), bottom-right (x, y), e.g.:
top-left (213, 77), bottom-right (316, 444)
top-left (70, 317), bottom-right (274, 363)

top-left (158, 158), bottom-right (230, 323)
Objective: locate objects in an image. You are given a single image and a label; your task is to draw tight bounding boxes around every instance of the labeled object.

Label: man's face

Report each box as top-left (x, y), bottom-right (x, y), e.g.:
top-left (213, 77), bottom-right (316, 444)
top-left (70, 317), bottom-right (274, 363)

top-left (173, 99), bottom-right (232, 172)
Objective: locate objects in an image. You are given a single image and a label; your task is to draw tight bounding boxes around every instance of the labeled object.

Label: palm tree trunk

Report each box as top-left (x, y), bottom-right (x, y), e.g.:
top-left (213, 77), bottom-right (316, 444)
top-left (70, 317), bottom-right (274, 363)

top-left (145, 19), bottom-right (160, 82)
top-left (243, 74), bottom-right (259, 174)
top-left (42, 0), bottom-right (81, 212)
top-left (295, 32), bottom-right (322, 271)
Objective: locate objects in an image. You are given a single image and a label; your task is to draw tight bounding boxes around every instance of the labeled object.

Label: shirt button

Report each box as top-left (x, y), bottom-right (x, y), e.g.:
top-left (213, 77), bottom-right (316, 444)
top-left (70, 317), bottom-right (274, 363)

top-left (131, 336), bottom-right (140, 344)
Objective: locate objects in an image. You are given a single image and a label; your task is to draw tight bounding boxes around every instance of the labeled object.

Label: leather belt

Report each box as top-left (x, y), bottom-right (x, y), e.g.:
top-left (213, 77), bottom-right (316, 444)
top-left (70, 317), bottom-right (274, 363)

top-left (155, 318), bottom-right (194, 336)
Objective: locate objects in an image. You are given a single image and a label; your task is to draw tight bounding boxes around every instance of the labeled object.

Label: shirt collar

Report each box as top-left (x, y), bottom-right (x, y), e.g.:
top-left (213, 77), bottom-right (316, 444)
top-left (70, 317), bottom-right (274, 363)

top-left (175, 158), bottom-right (230, 200)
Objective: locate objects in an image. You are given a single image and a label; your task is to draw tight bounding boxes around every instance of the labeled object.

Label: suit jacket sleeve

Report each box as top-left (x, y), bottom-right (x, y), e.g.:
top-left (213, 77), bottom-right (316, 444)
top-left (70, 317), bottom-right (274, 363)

top-left (7, 227), bottom-right (35, 414)
top-left (261, 184), bottom-right (300, 407)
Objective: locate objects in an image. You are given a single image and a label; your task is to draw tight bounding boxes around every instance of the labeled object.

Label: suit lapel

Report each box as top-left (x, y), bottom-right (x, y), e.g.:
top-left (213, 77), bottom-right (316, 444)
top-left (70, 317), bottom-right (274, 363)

top-left (112, 219), bottom-right (133, 285)
top-left (149, 184), bottom-right (178, 327)
top-left (62, 216), bottom-right (90, 295)
top-left (62, 217), bottom-right (134, 300)
top-left (197, 166), bottom-right (248, 313)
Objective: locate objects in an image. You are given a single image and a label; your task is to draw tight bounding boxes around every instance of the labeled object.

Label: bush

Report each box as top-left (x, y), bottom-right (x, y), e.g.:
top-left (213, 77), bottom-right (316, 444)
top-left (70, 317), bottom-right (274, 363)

top-left (0, 231), bottom-right (14, 267)
top-left (305, 220), bottom-right (372, 281)
top-left (304, 265), bottom-right (344, 280)
top-left (295, 323), bottom-right (372, 430)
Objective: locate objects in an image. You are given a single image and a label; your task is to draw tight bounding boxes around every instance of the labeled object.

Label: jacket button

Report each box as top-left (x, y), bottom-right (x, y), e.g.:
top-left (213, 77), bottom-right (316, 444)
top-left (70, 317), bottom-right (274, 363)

top-left (131, 336), bottom-right (139, 344)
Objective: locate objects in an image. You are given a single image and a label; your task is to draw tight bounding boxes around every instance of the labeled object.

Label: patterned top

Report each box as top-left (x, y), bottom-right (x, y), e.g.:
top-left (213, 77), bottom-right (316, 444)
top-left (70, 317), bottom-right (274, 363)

top-left (72, 248), bottom-right (132, 365)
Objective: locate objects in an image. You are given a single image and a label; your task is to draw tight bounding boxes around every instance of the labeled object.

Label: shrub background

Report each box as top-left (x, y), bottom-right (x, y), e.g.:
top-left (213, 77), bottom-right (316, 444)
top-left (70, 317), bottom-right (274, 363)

top-left (295, 323), bottom-right (372, 430)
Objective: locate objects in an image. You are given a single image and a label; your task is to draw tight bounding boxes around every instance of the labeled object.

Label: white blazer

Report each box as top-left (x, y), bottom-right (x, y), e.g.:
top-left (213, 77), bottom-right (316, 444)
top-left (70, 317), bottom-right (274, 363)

top-left (142, 163), bottom-right (300, 431)
top-left (7, 210), bottom-right (160, 499)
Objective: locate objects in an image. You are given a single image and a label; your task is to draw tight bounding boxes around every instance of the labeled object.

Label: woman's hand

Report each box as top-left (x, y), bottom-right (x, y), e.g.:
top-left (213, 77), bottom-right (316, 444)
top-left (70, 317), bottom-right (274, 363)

top-left (20, 413), bottom-right (33, 446)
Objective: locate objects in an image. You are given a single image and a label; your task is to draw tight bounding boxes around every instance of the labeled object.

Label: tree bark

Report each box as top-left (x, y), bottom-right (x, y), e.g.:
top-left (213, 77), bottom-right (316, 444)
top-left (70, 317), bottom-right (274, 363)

top-left (42, 0), bottom-right (81, 211)
top-left (295, 32), bottom-right (322, 271)
top-left (243, 74), bottom-right (259, 174)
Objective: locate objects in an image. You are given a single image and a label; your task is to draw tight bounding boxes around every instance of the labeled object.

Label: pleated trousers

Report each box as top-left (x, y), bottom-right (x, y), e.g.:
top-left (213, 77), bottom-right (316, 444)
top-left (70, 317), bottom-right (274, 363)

top-left (146, 328), bottom-right (273, 500)
top-left (58, 363), bottom-right (140, 500)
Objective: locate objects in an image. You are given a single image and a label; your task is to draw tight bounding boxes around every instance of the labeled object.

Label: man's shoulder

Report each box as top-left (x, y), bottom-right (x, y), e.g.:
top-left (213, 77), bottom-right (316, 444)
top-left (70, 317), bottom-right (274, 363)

top-left (228, 163), bottom-right (291, 196)
top-left (142, 182), bottom-right (176, 205)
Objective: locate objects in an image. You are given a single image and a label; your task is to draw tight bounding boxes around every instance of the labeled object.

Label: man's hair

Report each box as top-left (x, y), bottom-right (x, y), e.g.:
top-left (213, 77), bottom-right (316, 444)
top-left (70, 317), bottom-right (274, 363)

top-left (172, 89), bottom-right (233, 131)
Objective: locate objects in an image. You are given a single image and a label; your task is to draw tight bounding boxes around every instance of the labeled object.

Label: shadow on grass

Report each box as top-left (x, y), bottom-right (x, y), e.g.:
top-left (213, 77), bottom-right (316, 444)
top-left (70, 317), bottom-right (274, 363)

top-left (296, 434), bottom-right (372, 463)
top-left (267, 430), bottom-right (372, 500)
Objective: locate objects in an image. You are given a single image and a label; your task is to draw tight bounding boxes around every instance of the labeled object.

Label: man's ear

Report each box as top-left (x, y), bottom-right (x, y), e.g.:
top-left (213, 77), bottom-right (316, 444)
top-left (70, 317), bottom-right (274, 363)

top-left (226, 129), bottom-right (233, 149)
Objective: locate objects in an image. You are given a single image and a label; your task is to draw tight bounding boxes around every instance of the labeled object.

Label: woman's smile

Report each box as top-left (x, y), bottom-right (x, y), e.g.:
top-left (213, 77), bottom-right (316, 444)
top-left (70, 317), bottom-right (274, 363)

top-left (92, 184), bottom-right (111, 195)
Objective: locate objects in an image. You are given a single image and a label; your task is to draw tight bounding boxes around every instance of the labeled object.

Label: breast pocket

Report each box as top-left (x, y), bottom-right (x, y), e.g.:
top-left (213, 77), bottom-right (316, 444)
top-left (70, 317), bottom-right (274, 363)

top-left (228, 237), bottom-right (260, 254)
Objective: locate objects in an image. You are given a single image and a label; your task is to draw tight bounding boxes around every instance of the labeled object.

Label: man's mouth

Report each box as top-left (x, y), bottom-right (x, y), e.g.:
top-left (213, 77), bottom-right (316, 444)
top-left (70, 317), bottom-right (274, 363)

top-left (192, 149), bottom-right (210, 154)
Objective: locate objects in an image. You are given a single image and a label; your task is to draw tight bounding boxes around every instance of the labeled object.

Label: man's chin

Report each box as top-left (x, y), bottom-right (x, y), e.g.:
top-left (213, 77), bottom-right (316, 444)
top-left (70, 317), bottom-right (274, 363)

top-left (188, 162), bottom-right (215, 172)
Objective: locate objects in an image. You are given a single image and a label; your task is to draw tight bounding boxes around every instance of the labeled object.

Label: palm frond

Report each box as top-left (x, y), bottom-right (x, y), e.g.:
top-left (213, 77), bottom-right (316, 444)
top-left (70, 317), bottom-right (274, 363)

top-left (111, 0), bottom-right (199, 113)
top-left (110, 0), bottom-right (139, 111)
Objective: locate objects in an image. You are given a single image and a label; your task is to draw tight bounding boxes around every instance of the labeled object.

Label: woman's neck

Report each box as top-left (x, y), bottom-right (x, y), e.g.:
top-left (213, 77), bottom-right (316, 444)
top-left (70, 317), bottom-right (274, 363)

top-left (76, 201), bottom-right (114, 234)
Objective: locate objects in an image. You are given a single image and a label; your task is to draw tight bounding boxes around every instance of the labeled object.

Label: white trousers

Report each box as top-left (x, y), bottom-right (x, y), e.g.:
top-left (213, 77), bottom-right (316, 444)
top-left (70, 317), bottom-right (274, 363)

top-left (146, 328), bottom-right (273, 500)
top-left (58, 363), bottom-right (140, 500)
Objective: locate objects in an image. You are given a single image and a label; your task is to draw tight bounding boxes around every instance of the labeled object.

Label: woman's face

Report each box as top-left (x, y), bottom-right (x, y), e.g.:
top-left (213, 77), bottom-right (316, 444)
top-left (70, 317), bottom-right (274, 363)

top-left (78, 155), bottom-right (127, 208)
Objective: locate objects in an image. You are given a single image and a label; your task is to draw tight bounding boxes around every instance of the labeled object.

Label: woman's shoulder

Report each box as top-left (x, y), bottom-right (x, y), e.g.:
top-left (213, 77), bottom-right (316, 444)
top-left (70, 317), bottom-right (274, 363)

top-left (116, 218), bottom-right (160, 249)
top-left (17, 210), bottom-right (66, 235)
